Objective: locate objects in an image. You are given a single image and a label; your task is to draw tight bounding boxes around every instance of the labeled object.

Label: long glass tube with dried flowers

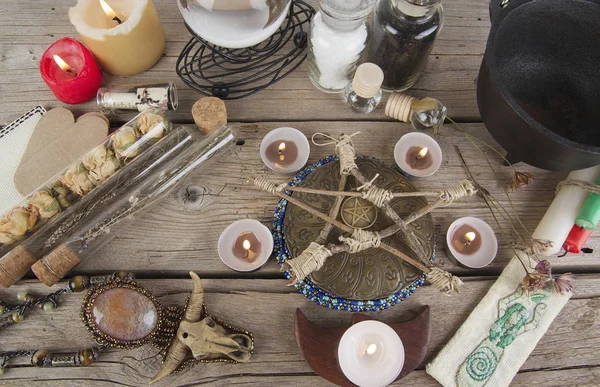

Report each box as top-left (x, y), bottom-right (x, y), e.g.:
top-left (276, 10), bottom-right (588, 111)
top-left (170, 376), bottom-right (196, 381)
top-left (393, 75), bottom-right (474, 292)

top-left (29, 123), bottom-right (236, 286)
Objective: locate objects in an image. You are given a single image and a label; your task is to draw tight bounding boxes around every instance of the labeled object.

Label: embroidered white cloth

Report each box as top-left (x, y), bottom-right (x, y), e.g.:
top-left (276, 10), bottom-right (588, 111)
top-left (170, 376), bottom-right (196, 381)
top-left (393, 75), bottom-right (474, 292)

top-left (426, 252), bottom-right (571, 387)
top-left (0, 106), bottom-right (45, 214)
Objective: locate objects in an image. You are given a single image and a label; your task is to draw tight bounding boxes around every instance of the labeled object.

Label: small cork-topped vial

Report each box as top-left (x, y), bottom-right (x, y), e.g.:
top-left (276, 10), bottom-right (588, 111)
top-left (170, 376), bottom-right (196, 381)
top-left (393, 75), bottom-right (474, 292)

top-left (385, 93), bottom-right (447, 132)
top-left (344, 63), bottom-right (384, 114)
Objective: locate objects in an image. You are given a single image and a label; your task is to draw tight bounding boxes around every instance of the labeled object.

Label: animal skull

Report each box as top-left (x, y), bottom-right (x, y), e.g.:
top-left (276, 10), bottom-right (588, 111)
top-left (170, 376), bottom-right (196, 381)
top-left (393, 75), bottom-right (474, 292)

top-left (150, 272), bottom-right (253, 383)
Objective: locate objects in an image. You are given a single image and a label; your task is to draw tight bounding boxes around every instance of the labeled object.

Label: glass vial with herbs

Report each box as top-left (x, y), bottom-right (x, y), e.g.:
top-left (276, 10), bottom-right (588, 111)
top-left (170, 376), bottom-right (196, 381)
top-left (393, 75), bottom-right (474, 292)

top-left (366, 0), bottom-right (443, 92)
top-left (344, 63), bottom-right (384, 114)
top-left (307, 0), bottom-right (377, 93)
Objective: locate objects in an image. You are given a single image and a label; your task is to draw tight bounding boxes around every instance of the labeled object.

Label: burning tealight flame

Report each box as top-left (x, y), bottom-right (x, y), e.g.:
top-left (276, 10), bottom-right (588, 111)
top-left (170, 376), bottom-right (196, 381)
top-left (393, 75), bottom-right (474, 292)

top-left (417, 147), bottom-right (429, 159)
top-left (464, 232), bottom-right (477, 244)
top-left (242, 239), bottom-right (251, 251)
top-left (366, 344), bottom-right (378, 355)
top-left (278, 142), bottom-right (286, 153)
top-left (100, 0), bottom-right (122, 23)
top-left (53, 54), bottom-right (72, 72)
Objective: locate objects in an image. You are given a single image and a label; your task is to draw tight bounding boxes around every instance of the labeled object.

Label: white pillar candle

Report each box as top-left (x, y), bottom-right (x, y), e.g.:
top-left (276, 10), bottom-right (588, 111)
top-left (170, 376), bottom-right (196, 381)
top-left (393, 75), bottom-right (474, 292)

top-left (532, 165), bottom-right (600, 256)
top-left (217, 219), bottom-right (273, 272)
top-left (69, 0), bottom-right (166, 75)
top-left (338, 320), bottom-right (405, 387)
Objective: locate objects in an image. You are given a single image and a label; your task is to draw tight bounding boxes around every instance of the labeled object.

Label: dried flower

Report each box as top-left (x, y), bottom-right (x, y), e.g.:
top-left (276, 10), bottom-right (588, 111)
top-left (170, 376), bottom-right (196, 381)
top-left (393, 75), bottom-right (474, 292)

top-left (510, 171), bottom-right (534, 191)
top-left (135, 112), bottom-right (166, 139)
top-left (0, 207), bottom-right (38, 244)
top-left (87, 150), bottom-right (120, 186)
top-left (112, 126), bottom-right (139, 159)
top-left (52, 184), bottom-right (76, 209)
top-left (553, 273), bottom-right (575, 294)
top-left (28, 190), bottom-right (61, 219)
top-left (522, 271), bottom-right (549, 292)
top-left (82, 145), bottom-right (109, 170)
top-left (60, 163), bottom-right (95, 196)
top-left (529, 239), bottom-right (552, 257)
top-left (534, 260), bottom-right (552, 276)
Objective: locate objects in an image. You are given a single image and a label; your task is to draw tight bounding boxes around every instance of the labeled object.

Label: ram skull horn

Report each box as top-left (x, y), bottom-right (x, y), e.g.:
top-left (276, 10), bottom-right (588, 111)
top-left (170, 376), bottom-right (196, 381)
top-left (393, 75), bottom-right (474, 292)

top-left (150, 272), bottom-right (253, 384)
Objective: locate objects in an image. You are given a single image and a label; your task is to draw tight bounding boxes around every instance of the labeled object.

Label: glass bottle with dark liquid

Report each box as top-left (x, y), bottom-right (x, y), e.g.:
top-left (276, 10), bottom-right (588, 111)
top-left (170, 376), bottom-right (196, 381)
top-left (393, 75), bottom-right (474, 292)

top-left (366, 0), bottom-right (443, 92)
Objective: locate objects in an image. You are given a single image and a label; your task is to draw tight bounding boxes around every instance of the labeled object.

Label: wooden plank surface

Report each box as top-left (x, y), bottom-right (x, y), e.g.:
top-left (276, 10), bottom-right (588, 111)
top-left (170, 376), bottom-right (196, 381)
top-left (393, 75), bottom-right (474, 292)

top-left (0, 275), bottom-right (598, 386)
top-left (0, 0), bottom-right (490, 123)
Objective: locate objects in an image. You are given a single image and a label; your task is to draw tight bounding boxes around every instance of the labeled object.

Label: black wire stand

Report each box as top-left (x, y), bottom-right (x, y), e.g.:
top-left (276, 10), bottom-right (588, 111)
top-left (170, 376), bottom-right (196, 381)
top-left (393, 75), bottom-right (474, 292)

top-left (176, 1), bottom-right (315, 100)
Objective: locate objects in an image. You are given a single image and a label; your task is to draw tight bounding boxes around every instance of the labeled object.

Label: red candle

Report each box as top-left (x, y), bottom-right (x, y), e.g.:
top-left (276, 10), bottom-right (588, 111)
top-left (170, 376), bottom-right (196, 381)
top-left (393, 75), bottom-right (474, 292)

top-left (563, 224), bottom-right (593, 254)
top-left (40, 38), bottom-right (102, 104)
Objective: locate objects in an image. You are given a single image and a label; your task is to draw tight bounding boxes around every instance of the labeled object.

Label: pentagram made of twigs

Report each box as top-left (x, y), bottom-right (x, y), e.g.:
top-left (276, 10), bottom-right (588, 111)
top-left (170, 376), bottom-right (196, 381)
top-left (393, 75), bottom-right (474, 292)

top-left (280, 156), bottom-right (435, 304)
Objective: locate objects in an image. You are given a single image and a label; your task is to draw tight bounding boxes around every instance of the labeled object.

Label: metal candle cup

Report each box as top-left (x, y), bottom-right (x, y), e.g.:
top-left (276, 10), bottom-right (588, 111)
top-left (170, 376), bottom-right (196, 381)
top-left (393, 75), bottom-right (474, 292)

top-left (445, 217), bottom-right (498, 269)
top-left (394, 132), bottom-right (442, 177)
top-left (218, 219), bottom-right (273, 272)
top-left (260, 127), bottom-right (310, 174)
top-left (337, 320), bottom-right (405, 387)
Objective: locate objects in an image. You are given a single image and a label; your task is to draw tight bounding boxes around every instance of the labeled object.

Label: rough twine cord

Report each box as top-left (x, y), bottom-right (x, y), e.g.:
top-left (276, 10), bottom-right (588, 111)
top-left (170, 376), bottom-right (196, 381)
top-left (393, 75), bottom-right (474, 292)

top-left (254, 176), bottom-right (287, 195)
top-left (438, 179), bottom-right (477, 206)
top-left (283, 242), bottom-right (332, 284)
top-left (426, 267), bottom-right (463, 294)
top-left (555, 179), bottom-right (600, 196)
top-left (339, 229), bottom-right (382, 253)
top-left (356, 174), bottom-right (395, 207)
top-left (312, 132), bottom-right (360, 175)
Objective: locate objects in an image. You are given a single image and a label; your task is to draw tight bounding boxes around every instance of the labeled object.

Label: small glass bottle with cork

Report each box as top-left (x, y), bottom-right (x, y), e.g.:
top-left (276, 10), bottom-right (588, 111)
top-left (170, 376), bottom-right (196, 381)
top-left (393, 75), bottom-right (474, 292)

top-left (385, 93), bottom-right (447, 132)
top-left (344, 62), bottom-right (384, 114)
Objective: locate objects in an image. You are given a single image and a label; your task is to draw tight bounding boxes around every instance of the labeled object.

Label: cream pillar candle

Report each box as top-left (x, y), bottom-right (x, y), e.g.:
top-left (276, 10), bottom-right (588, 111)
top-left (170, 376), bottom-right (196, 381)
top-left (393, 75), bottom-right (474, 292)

top-left (532, 165), bottom-right (600, 255)
top-left (69, 0), bottom-right (165, 75)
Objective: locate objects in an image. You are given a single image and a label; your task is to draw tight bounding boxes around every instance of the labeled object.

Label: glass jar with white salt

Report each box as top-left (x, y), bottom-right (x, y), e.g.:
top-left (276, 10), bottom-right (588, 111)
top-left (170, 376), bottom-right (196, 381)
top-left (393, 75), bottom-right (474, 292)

top-left (307, 0), bottom-right (377, 93)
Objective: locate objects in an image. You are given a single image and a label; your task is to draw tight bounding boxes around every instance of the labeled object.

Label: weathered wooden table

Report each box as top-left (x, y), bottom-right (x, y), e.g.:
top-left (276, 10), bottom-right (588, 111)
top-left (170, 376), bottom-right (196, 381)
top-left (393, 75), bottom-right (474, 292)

top-left (1, 1), bottom-right (599, 385)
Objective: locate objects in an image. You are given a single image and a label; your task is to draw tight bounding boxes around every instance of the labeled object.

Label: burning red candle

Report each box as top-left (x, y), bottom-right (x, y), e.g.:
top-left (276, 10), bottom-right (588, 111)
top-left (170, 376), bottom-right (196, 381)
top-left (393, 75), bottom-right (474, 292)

top-left (40, 37), bottom-right (102, 104)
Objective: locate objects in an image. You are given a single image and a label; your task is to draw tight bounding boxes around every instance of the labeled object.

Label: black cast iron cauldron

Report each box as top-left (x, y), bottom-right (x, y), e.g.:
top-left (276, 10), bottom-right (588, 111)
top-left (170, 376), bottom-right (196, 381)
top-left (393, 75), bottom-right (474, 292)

top-left (477, 0), bottom-right (600, 171)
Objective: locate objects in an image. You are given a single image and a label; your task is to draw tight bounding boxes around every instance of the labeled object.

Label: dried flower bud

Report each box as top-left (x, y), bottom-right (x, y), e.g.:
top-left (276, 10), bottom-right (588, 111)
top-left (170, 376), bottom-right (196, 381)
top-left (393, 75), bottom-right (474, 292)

top-left (534, 260), bottom-right (552, 276)
top-left (112, 126), bottom-right (139, 159)
top-left (60, 163), bottom-right (95, 196)
top-left (522, 271), bottom-right (548, 292)
top-left (82, 145), bottom-right (109, 171)
top-left (0, 207), bottom-right (38, 244)
top-left (553, 273), bottom-right (575, 294)
top-left (51, 184), bottom-right (76, 209)
top-left (510, 171), bottom-right (534, 191)
top-left (135, 112), bottom-right (166, 139)
top-left (28, 190), bottom-right (61, 219)
top-left (87, 151), bottom-right (120, 186)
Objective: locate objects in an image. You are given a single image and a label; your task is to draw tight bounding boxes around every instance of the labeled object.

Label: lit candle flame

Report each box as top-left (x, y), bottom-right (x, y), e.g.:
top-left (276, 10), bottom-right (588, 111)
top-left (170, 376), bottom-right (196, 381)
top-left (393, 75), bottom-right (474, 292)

top-left (366, 344), bottom-right (377, 355)
top-left (53, 54), bottom-right (72, 72)
top-left (100, 0), bottom-right (122, 23)
top-left (278, 142), bottom-right (286, 153)
top-left (465, 232), bottom-right (477, 244)
top-left (417, 147), bottom-right (429, 159)
top-left (242, 239), bottom-right (251, 251)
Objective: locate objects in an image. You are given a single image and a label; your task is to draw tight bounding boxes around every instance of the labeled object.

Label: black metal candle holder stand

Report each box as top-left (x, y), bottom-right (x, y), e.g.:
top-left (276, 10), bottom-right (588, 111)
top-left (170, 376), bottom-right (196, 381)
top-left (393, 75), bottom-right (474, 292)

top-left (176, 1), bottom-right (315, 100)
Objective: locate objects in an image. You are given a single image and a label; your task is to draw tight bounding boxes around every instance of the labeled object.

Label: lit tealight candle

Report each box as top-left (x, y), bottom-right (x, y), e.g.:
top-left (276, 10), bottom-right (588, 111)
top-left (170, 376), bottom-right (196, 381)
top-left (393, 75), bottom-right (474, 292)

top-left (260, 127), bottom-right (310, 174)
top-left (69, 0), bottom-right (166, 75)
top-left (218, 219), bottom-right (273, 272)
top-left (40, 37), bottom-right (103, 104)
top-left (338, 320), bottom-right (405, 387)
top-left (394, 132), bottom-right (442, 177)
top-left (446, 217), bottom-right (498, 269)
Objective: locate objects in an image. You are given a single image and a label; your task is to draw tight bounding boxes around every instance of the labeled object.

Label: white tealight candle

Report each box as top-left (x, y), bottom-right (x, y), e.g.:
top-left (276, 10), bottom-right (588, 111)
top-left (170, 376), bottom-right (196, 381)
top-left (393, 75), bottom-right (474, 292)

top-left (394, 132), bottom-right (442, 177)
top-left (446, 217), bottom-right (498, 268)
top-left (532, 165), bottom-right (600, 256)
top-left (217, 219), bottom-right (273, 272)
top-left (260, 127), bottom-right (310, 174)
top-left (338, 321), bottom-right (405, 387)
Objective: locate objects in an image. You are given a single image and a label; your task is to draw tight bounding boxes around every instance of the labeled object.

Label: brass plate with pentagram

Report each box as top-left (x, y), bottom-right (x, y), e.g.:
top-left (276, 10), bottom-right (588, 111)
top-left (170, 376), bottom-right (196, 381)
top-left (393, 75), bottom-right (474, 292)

top-left (283, 158), bottom-right (435, 301)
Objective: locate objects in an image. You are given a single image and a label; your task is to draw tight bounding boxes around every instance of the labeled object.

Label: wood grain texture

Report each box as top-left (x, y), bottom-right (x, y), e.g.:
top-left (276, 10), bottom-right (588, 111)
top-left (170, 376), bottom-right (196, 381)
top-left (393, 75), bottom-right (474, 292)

top-left (0, 276), bottom-right (597, 386)
top-left (0, 0), bottom-right (489, 123)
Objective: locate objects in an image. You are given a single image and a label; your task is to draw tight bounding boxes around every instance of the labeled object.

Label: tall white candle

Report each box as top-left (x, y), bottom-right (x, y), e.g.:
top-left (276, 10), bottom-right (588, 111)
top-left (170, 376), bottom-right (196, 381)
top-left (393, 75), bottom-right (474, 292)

top-left (532, 165), bottom-right (600, 255)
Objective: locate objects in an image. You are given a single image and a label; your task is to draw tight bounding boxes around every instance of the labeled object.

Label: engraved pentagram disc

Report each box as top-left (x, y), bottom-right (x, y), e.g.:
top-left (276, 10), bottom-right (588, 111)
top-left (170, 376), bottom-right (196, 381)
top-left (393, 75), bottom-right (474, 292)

top-left (283, 158), bottom-right (435, 301)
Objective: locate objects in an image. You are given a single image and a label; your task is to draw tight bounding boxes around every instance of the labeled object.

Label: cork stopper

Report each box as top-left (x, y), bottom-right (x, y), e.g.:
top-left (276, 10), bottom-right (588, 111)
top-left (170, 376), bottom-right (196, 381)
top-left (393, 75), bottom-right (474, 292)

top-left (0, 246), bottom-right (38, 288)
top-left (31, 243), bottom-right (81, 287)
top-left (192, 97), bottom-right (228, 135)
top-left (352, 63), bottom-right (384, 99)
top-left (385, 93), bottom-right (416, 123)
